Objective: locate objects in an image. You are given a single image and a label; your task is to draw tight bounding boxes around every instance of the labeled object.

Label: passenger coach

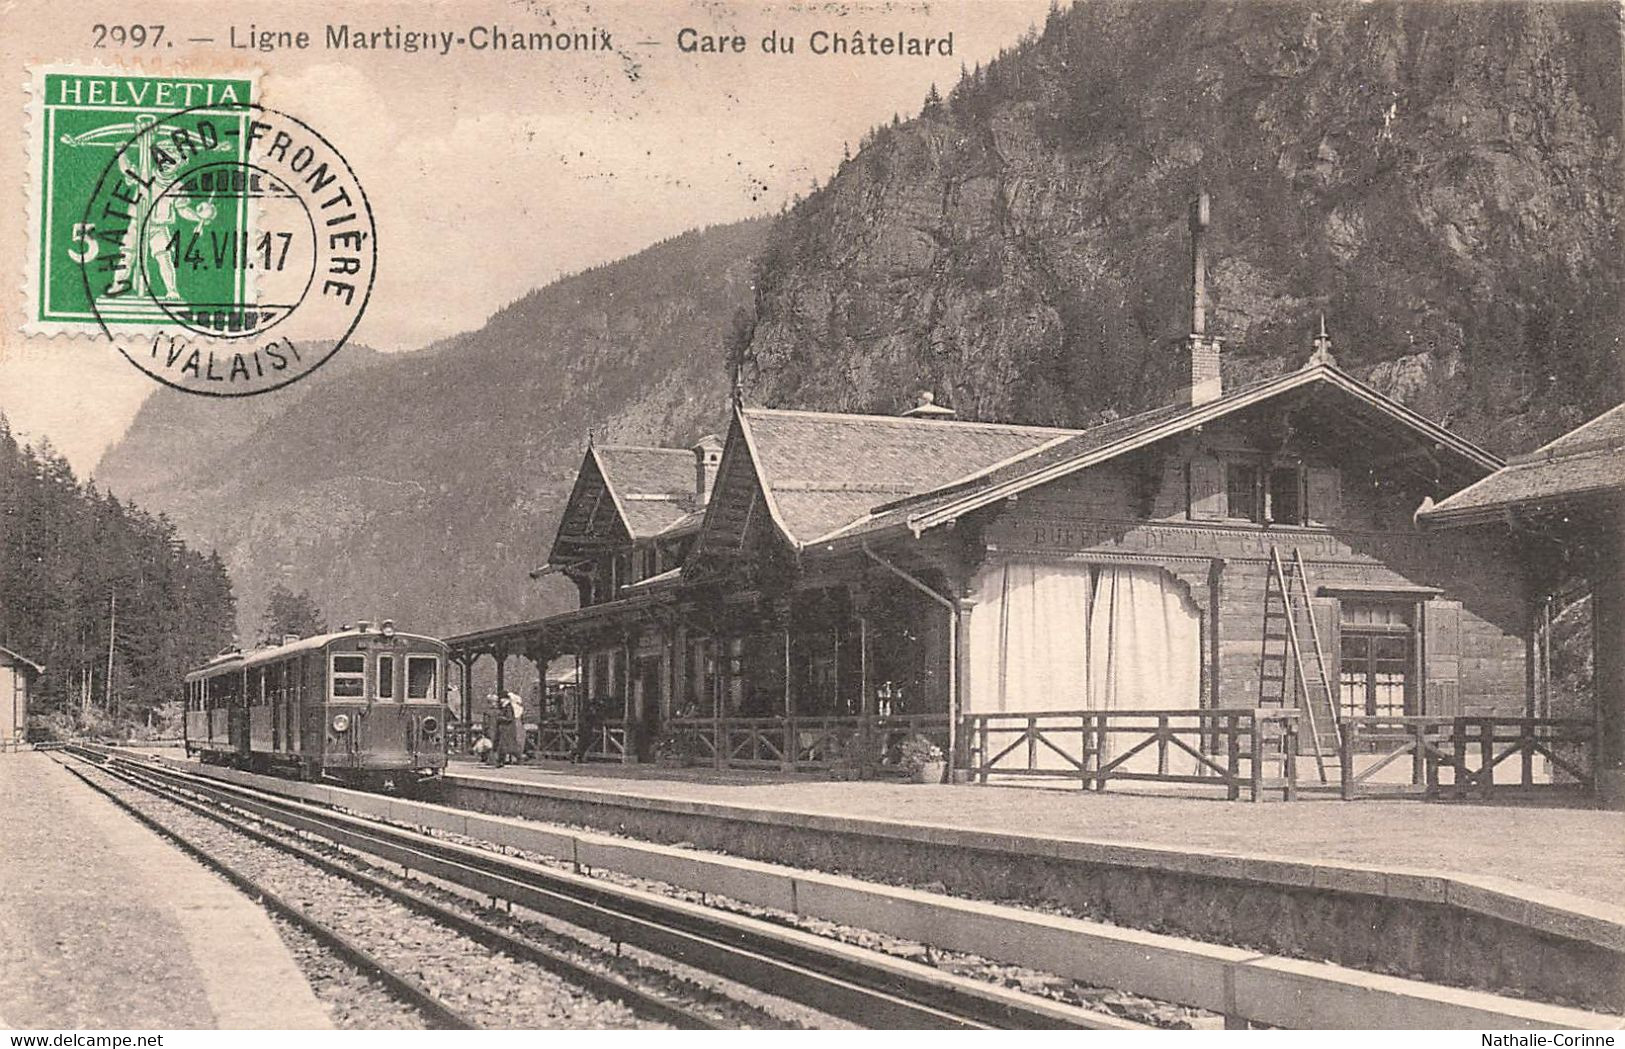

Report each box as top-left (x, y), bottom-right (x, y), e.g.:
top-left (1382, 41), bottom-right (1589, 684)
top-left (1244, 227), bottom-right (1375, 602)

top-left (183, 620), bottom-right (449, 789)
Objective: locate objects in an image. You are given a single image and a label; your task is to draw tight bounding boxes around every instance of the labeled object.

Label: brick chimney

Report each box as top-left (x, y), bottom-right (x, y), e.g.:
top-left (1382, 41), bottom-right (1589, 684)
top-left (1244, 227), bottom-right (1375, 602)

top-left (692, 434), bottom-right (723, 507)
top-left (1184, 192), bottom-right (1222, 406)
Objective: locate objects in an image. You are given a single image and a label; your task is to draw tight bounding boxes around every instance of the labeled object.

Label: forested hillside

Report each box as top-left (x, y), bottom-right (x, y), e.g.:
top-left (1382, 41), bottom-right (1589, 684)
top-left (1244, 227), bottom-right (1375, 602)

top-left (96, 220), bottom-right (768, 637)
top-left (0, 415), bottom-right (236, 735)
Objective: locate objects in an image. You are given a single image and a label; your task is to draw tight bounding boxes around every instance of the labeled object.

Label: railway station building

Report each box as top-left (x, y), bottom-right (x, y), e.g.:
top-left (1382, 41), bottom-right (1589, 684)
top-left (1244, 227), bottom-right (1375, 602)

top-left (1419, 403), bottom-right (1625, 804)
top-left (448, 328), bottom-right (1585, 790)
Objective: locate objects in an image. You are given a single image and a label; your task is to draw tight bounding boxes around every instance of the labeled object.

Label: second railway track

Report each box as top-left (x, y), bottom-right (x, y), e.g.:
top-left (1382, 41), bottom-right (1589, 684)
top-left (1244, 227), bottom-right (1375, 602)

top-left (63, 746), bottom-right (1141, 1030)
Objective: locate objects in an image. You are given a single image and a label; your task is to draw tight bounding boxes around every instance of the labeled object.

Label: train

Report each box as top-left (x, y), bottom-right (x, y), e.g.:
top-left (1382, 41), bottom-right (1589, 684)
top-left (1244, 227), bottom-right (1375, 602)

top-left (183, 620), bottom-right (449, 790)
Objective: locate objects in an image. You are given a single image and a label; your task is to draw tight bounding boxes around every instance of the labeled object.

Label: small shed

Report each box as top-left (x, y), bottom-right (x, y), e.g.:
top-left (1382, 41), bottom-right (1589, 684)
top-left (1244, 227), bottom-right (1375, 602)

top-left (0, 646), bottom-right (43, 748)
top-left (1420, 403), bottom-right (1625, 806)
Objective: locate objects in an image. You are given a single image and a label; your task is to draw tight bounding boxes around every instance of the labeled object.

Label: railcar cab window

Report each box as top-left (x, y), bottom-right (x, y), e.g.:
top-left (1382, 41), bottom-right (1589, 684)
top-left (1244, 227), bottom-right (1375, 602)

top-left (331, 654), bottom-right (366, 699)
top-left (377, 654), bottom-right (396, 701)
top-left (406, 656), bottom-right (438, 702)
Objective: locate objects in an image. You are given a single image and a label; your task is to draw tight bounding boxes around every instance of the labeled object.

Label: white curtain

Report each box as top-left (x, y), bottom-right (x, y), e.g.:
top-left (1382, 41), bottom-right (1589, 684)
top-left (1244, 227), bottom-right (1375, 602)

top-left (1088, 565), bottom-right (1203, 775)
top-left (967, 562), bottom-right (1093, 715)
top-left (967, 562), bottom-right (1093, 772)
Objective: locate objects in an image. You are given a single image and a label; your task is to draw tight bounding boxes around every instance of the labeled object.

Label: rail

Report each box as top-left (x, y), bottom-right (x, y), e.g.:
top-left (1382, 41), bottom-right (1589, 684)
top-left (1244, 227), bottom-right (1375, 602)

top-left (960, 708), bottom-right (1300, 802)
top-left (76, 746), bottom-right (1130, 1030)
top-left (1339, 716), bottom-right (1594, 800)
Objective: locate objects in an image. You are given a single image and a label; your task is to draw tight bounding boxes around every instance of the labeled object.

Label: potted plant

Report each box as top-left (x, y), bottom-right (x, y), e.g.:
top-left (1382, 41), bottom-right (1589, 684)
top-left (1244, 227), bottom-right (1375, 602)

top-left (653, 728), bottom-right (692, 768)
top-left (900, 734), bottom-right (946, 784)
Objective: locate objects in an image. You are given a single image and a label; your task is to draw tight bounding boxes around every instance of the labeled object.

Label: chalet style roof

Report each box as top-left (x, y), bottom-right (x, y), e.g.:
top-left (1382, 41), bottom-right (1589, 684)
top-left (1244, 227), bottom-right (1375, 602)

top-left (813, 363), bottom-right (1500, 549)
top-left (695, 363), bottom-right (1502, 561)
top-left (738, 408), bottom-right (1078, 544)
top-left (546, 443), bottom-right (702, 571)
top-left (0, 645), bottom-right (42, 674)
top-left (591, 446), bottom-right (699, 538)
top-left (1419, 403), bottom-right (1625, 527)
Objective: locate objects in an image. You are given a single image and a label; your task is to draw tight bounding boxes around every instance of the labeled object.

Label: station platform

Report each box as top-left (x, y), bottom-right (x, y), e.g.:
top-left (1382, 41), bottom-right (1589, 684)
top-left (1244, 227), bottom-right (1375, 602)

top-left (0, 752), bottom-right (331, 1029)
top-left (448, 757), bottom-right (1623, 905)
top-left (440, 756), bottom-right (1625, 1011)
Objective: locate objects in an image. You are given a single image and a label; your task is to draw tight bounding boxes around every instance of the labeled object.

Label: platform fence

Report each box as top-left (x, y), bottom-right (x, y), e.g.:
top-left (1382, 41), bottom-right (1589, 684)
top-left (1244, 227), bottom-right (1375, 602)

top-left (655, 713), bottom-right (951, 775)
top-left (959, 707), bottom-right (1299, 801)
top-left (1339, 715), bottom-right (1595, 800)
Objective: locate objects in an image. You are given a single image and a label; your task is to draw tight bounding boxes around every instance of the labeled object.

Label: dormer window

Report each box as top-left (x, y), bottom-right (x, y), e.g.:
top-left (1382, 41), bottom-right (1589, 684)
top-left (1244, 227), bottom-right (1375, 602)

top-left (1268, 466), bottom-right (1304, 525)
top-left (1224, 464), bottom-right (1259, 521)
top-left (1221, 461), bottom-right (1308, 524)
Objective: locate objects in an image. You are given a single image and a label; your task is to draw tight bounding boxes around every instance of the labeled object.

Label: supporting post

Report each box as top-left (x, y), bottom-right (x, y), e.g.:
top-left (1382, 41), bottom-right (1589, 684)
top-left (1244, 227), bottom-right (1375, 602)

top-left (623, 631), bottom-right (635, 764)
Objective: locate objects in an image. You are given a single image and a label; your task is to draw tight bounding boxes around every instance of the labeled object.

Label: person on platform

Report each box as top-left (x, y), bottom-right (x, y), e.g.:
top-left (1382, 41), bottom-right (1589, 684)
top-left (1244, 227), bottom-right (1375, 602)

top-left (471, 733), bottom-right (494, 765)
top-left (496, 690), bottom-right (524, 767)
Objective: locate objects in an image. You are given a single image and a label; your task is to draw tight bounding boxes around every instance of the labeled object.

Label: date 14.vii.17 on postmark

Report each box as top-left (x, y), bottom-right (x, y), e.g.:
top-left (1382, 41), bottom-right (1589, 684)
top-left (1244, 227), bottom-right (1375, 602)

top-left (25, 68), bottom-right (375, 396)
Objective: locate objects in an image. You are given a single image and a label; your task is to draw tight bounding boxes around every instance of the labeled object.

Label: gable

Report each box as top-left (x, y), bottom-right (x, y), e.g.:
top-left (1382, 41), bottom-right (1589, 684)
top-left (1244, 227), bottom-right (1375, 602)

top-left (548, 449), bottom-right (631, 565)
top-left (809, 365), bottom-right (1502, 552)
top-left (684, 412), bottom-right (796, 584)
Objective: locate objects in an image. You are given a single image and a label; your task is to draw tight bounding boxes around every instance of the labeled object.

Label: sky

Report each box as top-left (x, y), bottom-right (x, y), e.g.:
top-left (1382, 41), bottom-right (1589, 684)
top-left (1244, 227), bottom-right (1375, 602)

top-left (0, 0), bottom-right (1052, 475)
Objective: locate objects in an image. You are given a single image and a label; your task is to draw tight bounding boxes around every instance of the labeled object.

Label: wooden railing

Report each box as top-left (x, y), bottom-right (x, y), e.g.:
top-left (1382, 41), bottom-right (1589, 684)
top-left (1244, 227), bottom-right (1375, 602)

top-left (960, 708), bottom-right (1300, 802)
top-left (1339, 716), bottom-right (1594, 799)
top-left (664, 713), bottom-right (951, 774)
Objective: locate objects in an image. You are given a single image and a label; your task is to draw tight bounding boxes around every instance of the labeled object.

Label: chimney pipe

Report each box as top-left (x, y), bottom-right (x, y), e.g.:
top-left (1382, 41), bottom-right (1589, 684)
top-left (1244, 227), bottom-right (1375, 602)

top-left (1190, 192), bottom-right (1209, 337)
top-left (1185, 192), bottom-right (1222, 406)
top-left (692, 435), bottom-right (723, 508)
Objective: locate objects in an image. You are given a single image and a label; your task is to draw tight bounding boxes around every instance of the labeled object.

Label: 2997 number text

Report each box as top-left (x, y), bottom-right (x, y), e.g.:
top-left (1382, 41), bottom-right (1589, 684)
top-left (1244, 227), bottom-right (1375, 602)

top-left (91, 25), bottom-right (167, 48)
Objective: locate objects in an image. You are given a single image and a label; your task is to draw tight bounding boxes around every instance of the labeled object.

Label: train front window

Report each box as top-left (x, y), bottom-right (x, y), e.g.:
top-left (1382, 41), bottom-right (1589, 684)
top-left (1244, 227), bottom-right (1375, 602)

top-left (331, 654), bottom-right (366, 699)
top-left (377, 655), bottom-right (396, 701)
top-left (406, 656), bottom-right (438, 702)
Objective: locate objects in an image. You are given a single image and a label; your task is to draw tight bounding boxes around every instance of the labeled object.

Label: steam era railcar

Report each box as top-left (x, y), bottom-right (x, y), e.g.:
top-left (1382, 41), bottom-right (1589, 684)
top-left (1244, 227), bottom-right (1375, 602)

top-left (183, 621), bottom-right (448, 789)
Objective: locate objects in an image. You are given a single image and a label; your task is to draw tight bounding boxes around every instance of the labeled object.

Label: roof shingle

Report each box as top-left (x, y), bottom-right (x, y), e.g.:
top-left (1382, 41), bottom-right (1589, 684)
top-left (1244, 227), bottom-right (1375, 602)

top-left (740, 409), bottom-right (1076, 544)
top-left (1421, 404), bottom-right (1625, 524)
top-left (593, 446), bottom-right (697, 537)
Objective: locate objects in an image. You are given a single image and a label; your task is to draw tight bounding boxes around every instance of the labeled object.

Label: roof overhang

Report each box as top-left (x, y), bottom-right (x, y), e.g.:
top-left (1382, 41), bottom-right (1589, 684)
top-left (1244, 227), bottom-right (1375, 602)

top-left (812, 365), bottom-right (1502, 554)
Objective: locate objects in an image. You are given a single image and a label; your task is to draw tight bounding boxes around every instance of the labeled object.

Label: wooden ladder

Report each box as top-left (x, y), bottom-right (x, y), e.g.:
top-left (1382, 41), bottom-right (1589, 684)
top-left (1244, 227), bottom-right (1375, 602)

top-left (1261, 546), bottom-right (1340, 781)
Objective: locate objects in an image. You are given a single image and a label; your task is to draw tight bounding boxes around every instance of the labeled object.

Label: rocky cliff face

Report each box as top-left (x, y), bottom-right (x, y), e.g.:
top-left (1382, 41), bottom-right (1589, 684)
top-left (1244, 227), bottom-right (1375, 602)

top-left (744, 0), bottom-right (1622, 451)
top-left (95, 220), bottom-right (767, 636)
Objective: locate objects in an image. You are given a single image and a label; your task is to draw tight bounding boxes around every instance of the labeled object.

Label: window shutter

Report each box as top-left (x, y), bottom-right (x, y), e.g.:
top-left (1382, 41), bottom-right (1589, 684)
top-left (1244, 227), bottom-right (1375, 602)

top-left (1424, 599), bottom-right (1462, 718)
top-left (1188, 457), bottom-right (1225, 520)
top-left (1306, 467), bottom-right (1341, 526)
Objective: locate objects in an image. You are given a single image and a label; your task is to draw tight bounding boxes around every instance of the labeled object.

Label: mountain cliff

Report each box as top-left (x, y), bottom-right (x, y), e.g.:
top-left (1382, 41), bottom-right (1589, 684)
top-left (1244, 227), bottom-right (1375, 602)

top-left (96, 219), bottom-right (767, 636)
top-left (97, 0), bottom-right (1621, 641)
top-left (744, 0), bottom-right (1622, 450)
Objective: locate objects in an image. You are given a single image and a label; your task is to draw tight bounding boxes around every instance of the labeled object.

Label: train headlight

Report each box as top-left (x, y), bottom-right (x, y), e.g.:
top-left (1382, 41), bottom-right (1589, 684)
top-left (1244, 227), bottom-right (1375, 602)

top-left (420, 716), bottom-right (438, 735)
top-left (331, 713), bottom-right (351, 732)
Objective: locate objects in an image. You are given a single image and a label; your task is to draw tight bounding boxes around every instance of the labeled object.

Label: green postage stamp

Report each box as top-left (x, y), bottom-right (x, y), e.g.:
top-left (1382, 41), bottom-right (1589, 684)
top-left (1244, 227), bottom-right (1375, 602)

top-left (23, 66), bottom-right (375, 396)
top-left (26, 68), bottom-right (256, 333)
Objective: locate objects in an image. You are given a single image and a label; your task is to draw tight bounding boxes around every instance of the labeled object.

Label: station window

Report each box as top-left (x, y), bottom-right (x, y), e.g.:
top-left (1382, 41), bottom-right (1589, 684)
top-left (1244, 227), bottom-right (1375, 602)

top-left (1337, 602), bottom-right (1415, 720)
top-left (377, 655), bottom-right (396, 701)
top-left (1225, 464), bottom-right (1258, 521)
top-left (406, 656), bottom-right (438, 702)
top-left (331, 654), bottom-right (366, 699)
top-left (1268, 466), bottom-right (1304, 525)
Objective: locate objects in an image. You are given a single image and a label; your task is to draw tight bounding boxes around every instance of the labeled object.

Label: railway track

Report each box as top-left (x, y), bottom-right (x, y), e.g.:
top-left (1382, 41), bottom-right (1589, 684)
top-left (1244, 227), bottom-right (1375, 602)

top-left (63, 746), bottom-right (1139, 1030)
top-left (57, 752), bottom-right (483, 1029)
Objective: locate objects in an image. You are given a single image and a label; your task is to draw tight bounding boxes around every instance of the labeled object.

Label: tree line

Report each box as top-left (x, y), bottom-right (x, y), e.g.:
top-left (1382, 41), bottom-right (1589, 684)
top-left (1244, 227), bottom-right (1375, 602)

top-left (0, 413), bottom-right (237, 736)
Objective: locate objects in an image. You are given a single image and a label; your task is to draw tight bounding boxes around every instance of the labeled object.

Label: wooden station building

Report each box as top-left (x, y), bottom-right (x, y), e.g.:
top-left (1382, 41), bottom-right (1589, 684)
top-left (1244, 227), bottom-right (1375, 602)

top-left (1420, 404), bottom-right (1625, 804)
top-left (449, 204), bottom-right (1589, 790)
top-left (447, 331), bottom-right (1555, 781)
